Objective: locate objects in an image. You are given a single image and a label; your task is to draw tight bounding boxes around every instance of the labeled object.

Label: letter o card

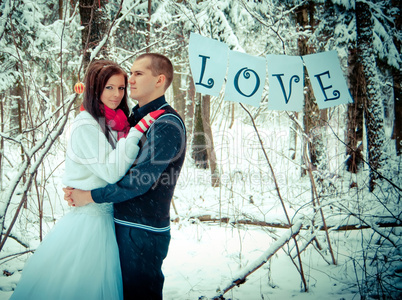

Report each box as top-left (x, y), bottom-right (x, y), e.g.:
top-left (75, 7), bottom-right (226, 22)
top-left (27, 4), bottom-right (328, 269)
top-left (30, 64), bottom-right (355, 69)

top-left (224, 50), bottom-right (266, 107)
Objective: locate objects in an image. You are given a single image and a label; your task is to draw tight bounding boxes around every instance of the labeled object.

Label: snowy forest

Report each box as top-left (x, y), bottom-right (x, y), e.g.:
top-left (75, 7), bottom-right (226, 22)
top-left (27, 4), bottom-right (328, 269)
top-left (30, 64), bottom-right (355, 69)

top-left (0, 0), bottom-right (401, 299)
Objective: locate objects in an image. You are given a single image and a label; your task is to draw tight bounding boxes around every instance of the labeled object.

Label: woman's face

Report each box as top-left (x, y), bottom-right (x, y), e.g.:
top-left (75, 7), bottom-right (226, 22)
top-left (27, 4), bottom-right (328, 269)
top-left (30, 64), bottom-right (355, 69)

top-left (100, 74), bottom-right (126, 110)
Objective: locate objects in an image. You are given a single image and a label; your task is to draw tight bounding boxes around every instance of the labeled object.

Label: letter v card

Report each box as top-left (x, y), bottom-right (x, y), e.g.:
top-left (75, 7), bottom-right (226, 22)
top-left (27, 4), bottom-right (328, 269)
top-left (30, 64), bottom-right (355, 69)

top-left (266, 54), bottom-right (304, 112)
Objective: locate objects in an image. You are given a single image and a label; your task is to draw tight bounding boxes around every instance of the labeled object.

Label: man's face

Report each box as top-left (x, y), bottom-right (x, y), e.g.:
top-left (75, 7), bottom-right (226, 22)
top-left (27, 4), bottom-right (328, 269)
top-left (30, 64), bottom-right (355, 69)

top-left (128, 57), bottom-right (160, 105)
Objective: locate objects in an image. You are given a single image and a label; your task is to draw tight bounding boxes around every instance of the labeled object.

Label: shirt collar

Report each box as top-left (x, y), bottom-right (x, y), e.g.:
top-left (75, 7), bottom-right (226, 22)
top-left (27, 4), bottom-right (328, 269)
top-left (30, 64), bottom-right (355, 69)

top-left (130, 95), bottom-right (167, 123)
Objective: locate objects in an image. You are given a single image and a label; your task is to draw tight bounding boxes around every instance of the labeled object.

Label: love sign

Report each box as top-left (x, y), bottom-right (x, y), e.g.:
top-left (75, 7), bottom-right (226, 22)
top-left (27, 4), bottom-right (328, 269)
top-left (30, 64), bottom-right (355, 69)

top-left (188, 33), bottom-right (353, 111)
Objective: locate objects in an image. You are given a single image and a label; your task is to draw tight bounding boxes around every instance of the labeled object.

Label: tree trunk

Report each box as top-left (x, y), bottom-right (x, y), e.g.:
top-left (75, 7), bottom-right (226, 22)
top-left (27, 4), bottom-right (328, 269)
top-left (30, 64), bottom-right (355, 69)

top-left (201, 95), bottom-right (220, 187)
top-left (10, 73), bottom-right (23, 137)
top-left (355, 1), bottom-right (386, 191)
top-left (289, 112), bottom-right (298, 160)
top-left (54, 85), bottom-right (61, 118)
top-left (172, 66), bottom-right (186, 120)
top-left (191, 94), bottom-right (208, 169)
top-left (79, 0), bottom-right (108, 68)
top-left (393, 67), bottom-right (402, 156)
top-left (229, 102), bottom-right (235, 129)
top-left (345, 47), bottom-right (365, 173)
top-left (297, 2), bottom-right (327, 174)
top-left (10, 79), bottom-right (25, 176)
top-left (185, 75), bottom-right (195, 137)
top-left (391, 0), bottom-right (402, 155)
top-left (59, 0), bottom-right (63, 19)
top-left (0, 93), bottom-right (3, 190)
top-left (56, 0), bottom-right (63, 120)
top-left (146, 0), bottom-right (151, 53)
top-left (10, 80), bottom-right (27, 206)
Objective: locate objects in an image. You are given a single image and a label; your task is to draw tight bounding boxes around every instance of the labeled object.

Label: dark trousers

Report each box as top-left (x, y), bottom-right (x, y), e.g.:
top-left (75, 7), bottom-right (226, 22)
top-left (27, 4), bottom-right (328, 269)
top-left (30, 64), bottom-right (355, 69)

top-left (115, 223), bottom-right (171, 300)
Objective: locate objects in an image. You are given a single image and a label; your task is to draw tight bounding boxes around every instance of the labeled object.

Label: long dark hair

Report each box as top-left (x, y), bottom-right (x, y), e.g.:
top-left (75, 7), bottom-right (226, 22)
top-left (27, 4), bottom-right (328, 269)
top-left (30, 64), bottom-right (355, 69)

top-left (83, 60), bottom-right (129, 146)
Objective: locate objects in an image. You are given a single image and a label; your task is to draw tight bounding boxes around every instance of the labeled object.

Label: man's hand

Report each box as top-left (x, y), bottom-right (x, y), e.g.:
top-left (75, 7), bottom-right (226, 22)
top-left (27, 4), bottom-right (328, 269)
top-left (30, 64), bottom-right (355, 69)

top-left (63, 187), bottom-right (94, 207)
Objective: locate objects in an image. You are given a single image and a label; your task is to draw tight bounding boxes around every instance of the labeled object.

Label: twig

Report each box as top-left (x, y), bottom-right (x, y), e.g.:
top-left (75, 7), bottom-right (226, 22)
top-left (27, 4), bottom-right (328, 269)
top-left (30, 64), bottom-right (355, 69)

top-left (0, 250), bottom-right (34, 266)
top-left (119, 39), bottom-right (167, 65)
top-left (188, 216), bottom-right (402, 230)
top-left (213, 221), bottom-right (303, 298)
top-left (325, 119), bottom-right (402, 192)
top-left (89, 0), bottom-right (126, 62)
top-left (0, 95), bottom-right (77, 252)
top-left (303, 151), bottom-right (337, 265)
top-left (0, 232), bottom-right (30, 249)
top-left (239, 103), bottom-right (308, 291)
top-left (336, 203), bottom-right (399, 248)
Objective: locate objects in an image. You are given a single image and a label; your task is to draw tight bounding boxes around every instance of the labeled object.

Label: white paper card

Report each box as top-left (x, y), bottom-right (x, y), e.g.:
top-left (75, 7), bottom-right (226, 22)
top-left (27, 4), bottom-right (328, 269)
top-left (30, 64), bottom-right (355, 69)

top-left (224, 50), bottom-right (266, 107)
top-left (266, 54), bottom-right (304, 112)
top-left (302, 50), bottom-right (353, 109)
top-left (188, 33), bottom-right (228, 97)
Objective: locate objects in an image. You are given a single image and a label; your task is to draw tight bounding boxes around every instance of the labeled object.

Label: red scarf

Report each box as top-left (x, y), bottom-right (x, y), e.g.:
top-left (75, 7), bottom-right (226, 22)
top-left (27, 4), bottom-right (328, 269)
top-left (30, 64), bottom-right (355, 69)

top-left (80, 104), bottom-right (130, 140)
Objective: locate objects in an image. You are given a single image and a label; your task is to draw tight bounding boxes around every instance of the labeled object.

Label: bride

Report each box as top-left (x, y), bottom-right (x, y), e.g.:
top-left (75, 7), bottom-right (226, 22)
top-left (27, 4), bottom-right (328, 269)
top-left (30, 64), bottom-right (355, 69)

top-left (10, 60), bottom-right (163, 300)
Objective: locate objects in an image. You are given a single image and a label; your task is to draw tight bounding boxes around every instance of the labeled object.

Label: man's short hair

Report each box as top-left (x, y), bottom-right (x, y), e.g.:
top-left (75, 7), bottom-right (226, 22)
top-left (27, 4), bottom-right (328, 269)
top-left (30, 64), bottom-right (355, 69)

top-left (136, 53), bottom-right (173, 90)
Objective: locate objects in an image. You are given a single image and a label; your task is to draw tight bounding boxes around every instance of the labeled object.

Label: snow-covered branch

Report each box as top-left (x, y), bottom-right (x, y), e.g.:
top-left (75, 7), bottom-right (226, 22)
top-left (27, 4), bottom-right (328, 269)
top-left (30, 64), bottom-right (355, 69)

top-left (90, 0), bottom-right (141, 62)
top-left (214, 221), bottom-right (303, 298)
top-left (0, 94), bottom-right (76, 252)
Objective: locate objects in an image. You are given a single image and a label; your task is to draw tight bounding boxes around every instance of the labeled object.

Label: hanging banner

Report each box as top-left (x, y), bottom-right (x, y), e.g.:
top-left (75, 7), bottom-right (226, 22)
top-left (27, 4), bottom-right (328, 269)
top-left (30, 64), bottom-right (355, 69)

top-left (188, 33), bottom-right (354, 110)
top-left (266, 54), bottom-right (304, 112)
top-left (188, 32), bottom-right (228, 97)
top-left (302, 50), bottom-right (353, 109)
top-left (224, 50), bottom-right (266, 107)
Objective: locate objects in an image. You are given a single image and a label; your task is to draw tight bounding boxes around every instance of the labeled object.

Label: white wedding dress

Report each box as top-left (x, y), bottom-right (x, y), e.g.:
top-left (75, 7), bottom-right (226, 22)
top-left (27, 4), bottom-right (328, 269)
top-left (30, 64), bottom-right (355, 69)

top-left (10, 203), bottom-right (122, 300)
top-left (11, 111), bottom-right (143, 300)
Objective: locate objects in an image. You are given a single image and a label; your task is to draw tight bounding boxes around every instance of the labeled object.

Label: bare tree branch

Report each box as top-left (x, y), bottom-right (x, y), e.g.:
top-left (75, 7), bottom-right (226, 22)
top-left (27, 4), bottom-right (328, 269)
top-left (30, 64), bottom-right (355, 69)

top-left (214, 221), bottom-right (303, 298)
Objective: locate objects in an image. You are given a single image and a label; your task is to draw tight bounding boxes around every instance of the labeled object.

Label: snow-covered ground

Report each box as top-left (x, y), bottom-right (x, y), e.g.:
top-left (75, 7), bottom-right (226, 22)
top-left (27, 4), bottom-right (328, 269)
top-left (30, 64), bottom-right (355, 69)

top-left (0, 221), bottom-right (387, 300)
top-left (163, 221), bottom-right (362, 300)
top-left (0, 113), bottom-right (400, 299)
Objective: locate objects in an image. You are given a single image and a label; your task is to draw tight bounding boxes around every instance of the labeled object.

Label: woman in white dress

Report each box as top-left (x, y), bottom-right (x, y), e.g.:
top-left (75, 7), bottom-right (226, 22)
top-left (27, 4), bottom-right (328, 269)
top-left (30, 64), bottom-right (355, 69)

top-left (10, 60), bottom-right (163, 300)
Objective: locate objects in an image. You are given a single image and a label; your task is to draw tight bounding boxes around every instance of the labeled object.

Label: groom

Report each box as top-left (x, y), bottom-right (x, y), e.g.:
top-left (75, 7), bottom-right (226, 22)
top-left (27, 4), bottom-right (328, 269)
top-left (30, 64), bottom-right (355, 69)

top-left (64, 53), bottom-right (186, 299)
